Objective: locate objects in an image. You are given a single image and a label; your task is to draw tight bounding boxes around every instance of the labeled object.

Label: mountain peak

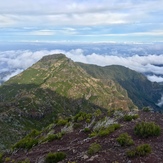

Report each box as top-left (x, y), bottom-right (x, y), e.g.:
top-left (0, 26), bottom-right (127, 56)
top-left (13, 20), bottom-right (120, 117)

top-left (40, 53), bottom-right (66, 62)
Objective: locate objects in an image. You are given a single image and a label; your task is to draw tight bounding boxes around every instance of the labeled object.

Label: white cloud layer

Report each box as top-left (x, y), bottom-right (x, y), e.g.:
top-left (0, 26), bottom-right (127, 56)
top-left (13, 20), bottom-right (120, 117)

top-left (1, 49), bottom-right (163, 83)
top-left (157, 95), bottom-right (163, 107)
top-left (147, 75), bottom-right (163, 83)
top-left (2, 69), bottom-right (23, 82)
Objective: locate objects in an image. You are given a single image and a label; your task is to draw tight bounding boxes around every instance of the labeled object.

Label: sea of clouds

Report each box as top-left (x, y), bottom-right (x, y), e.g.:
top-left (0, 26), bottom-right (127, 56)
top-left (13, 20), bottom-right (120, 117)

top-left (1, 48), bottom-right (163, 83)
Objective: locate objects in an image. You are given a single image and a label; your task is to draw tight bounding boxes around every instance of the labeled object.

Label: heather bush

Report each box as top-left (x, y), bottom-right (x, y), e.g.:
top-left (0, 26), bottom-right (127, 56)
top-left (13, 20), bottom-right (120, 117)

top-left (123, 115), bottom-right (133, 121)
top-left (5, 157), bottom-right (11, 162)
top-left (98, 128), bottom-right (110, 137)
top-left (123, 114), bottom-right (139, 121)
top-left (94, 109), bottom-right (102, 117)
top-left (73, 123), bottom-right (81, 129)
top-left (89, 131), bottom-right (97, 138)
top-left (13, 137), bottom-right (38, 150)
top-left (126, 149), bottom-right (136, 158)
top-left (108, 109), bottom-right (115, 117)
top-left (27, 129), bottom-right (40, 137)
top-left (132, 114), bottom-right (139, 119)
top-left (136, 144), bottom-right (152, 156)
top-left (17, 159), bottom-right (30, 163)
top-left (13, 129), bottom-right (40, 150)
top-left (126, 144), bottom-right (151, 157)
top-left (0, 153), bottom-right (3, 163)
top-left (89, 123), bottom-right (120, 137)
top-left (45, 152), bottom-right (66, 163)
top-left (56, 118), bottom-right (68, 126)
top-left (74, 112), bottom-right (92, 122)
top-left (116, 133), bottom-right (134, 146)
top-left (142, 107), bottom-right (150, 112)
top-left (134, 121), bottom-right (161, 138)
top-left (87, 142), bottom-right (101, 155)
top-left (43, 132), bottom-right (63, 142)
top-left (83, 128), bottom-right (91, 133)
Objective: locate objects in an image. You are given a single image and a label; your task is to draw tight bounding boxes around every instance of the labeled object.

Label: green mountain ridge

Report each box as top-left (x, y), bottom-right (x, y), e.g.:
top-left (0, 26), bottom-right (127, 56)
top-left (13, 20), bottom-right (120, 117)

top-left (77, 62), bottom-right (163, 111)
top-left (0, 54), bottom-right (137, 151)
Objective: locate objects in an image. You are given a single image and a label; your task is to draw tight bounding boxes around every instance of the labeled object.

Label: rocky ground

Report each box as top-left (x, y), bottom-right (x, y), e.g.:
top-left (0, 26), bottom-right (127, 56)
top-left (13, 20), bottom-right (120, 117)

top-left (3, 111), bottom-right (163, 163)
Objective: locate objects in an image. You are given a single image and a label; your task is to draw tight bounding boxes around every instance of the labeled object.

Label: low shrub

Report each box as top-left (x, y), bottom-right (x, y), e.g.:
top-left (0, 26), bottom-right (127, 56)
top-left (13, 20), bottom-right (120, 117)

top-left (27, 129), bottom-right (40, 137)
top-left (0, 153), bottom-right (3, 163)
top-left (142, 107), bottom-right (150, 112)
top-left (126, 149), bottom-right (136, 158)
top-left (45, 152), bottom-right (66, 163)
top-left (116, 133), bottom-right (134, 146)
top-left (136, 144), bottom-right (152, 156)
top-left (17, 159), bottom-right (30, 163)
top-left (110, 123), bottom-right (121, 130)
top-left (13, 137), bottom-right (38, 150)
top-left (123, 115), bottom-right (133, 121)
top-left (89, 123), bottom-right (120, 137)
top-left (77, 116), bottom-right (84, 122)
top-left (73, 112), bottom-right (92, 122)
top-left (13, 129), bottom-right (41, 150)
top-left (108, 109), bottom-right (115, 117)
top-left (98, 128), bottom-right (109, 137)
top-left (132, 114), bottom-right (139, 120)
top-left (46, 134), bottom-right (58, 142)
top-left (134, 121), bottom-right (161, 138)
top-left (94, 109), bottom-right (102, 117)
top-left (87, 142), bottom-right (101, 155)
top-left (56, 118), bottom-right (68, 126)
top-left (86, 118), bottom-right (91, 123)
top-left (99, 123), bottom-right (120, 137)
top-left (89, 132), bottom-right (97, 138)
top-left (123, 114), bottom-right (139, 121)
top-left (126, 144), bottom-right (151, 158)
top-left (5, 157), bottom-right (11, 162)
top-left (83, 128), bottom-right (91, 133)
top-left (73, 123), bottom-right (81, 129)
top-left (43, 132), bottom-right (63, 142)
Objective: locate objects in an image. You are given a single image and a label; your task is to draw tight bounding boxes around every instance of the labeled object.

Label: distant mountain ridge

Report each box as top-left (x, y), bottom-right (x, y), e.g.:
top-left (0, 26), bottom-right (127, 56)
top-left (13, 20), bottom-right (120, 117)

top-left (77, 63), bottom-right (163, 111)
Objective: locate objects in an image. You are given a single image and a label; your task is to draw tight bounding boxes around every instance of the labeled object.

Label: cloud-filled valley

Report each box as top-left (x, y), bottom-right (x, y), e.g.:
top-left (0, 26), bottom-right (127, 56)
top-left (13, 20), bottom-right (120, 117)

top-left (1, 43), bottom-right (163, 84)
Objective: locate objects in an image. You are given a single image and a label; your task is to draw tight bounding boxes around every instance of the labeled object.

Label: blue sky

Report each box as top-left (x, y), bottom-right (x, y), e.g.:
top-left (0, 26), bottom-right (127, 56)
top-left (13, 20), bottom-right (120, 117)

top-left (1, 0), bottom-right (163, 43)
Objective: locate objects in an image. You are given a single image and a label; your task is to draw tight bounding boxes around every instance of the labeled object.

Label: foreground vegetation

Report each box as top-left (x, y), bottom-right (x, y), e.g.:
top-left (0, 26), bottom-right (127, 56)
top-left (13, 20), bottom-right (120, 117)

top-left (134, 121), bottom-right (161, 138)
top-left (0, 109), bottom-right (160, 162)
top-left (45, 152), bottom-right (66, 163)
top-left (127, 144), bottom-right (152, 157)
